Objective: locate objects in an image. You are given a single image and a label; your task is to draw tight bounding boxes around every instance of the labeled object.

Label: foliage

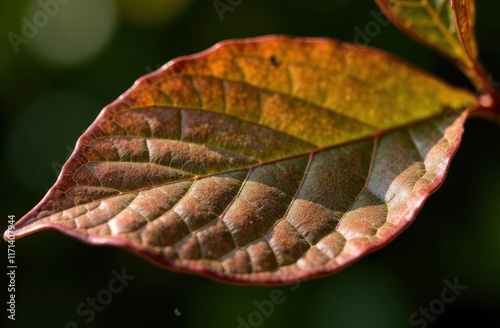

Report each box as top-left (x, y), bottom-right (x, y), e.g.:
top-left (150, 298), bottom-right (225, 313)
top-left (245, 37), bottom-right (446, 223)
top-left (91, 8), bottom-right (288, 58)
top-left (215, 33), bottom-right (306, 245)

top-left (2, 1), bottom-right (499, 326)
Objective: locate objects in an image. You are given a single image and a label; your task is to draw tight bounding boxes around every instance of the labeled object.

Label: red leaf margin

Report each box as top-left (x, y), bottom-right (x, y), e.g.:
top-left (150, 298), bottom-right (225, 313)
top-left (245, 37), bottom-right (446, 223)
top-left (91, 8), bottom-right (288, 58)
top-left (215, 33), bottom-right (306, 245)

top-left (5, 36), bottom-right (472, 285)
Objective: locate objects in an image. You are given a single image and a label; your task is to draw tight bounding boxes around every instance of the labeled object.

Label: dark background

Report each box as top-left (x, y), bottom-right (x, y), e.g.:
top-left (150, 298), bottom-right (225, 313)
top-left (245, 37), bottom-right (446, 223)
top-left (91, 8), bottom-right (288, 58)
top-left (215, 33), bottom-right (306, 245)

top-left (1, 0), bottom-right (499, 327)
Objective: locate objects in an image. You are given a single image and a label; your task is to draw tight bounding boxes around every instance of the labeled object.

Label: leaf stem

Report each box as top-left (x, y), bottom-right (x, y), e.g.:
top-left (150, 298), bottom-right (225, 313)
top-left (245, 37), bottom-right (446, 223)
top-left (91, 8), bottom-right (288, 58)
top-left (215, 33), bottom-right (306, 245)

top-left (469, 65), bottom-right (500, 123)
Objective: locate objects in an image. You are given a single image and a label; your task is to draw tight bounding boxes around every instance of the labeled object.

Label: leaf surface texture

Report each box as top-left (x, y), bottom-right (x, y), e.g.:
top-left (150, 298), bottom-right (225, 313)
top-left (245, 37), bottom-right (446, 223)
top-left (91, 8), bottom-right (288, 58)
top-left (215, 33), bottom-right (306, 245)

top-left (9, 36), bottom-right (476, 283)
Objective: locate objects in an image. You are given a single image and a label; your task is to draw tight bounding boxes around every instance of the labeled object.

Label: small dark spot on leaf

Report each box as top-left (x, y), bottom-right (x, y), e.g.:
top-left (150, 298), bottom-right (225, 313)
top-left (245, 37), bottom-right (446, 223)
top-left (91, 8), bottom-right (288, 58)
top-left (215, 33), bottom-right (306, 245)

top-left (270, 55), bottom-right (280, 67)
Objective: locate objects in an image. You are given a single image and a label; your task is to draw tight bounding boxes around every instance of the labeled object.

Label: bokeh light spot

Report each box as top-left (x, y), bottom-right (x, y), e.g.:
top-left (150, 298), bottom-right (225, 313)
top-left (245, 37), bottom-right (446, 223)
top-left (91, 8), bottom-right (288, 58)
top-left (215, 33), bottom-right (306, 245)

top-left (25, 0), bottom-right (117, 67)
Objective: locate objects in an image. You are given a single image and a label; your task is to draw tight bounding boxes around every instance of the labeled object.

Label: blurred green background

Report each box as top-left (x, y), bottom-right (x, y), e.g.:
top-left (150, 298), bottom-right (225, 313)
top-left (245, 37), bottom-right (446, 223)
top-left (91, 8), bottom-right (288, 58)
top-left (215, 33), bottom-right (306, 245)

top-left (1, 0), bottom-right (499, 327)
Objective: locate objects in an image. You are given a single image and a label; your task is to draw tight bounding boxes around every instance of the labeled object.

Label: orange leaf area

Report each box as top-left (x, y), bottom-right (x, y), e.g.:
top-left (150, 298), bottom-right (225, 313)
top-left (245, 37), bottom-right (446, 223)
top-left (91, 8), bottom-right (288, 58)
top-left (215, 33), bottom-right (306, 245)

top-left (8, 36), bottom-right (476, 284)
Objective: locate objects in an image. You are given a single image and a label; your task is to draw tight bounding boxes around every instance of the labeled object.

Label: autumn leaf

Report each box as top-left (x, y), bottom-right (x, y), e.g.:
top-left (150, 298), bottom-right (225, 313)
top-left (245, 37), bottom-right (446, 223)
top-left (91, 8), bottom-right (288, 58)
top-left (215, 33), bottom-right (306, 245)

top-left (374, 0), bottom-right (468, 64)
top-left (374, 0), bottom-right (489, 92)
top-left (450, 0), bottom-right (478, 63)
top-left (449, 0), bottom-right (500, 118)
top-left (5, 36), bottom-right (476, 284)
